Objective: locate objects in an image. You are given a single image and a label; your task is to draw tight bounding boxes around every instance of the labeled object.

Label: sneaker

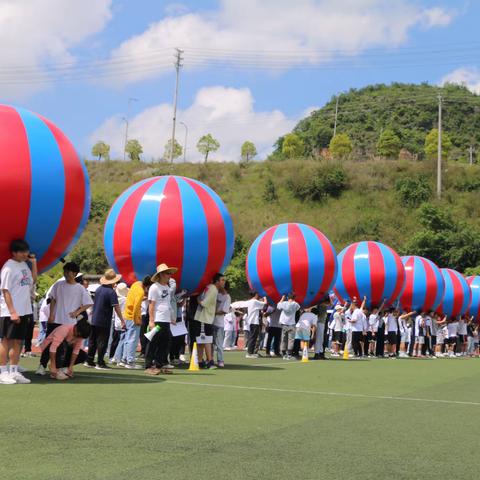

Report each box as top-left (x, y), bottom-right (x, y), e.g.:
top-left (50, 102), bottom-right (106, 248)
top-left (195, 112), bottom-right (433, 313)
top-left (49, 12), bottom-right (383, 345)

top-left (117, 362), bottom-right (126, 367)
top-left (10, 372), bottom-right (31, 384)
top-left (245, 354), bottom-right (258, 359)
top-left (217, 361), bottom-right (225, 368)
top-left (95, 364), bottom-right (111, 371)
top-left (125, 363), bottom-right (142, 370)
top-left (179, 354), bottom-right (187, 362)
top-left (283, 354), bottom-right (293, 360)
top-left (0, 372), bottom-right (16, 384)
top-left (83, 361), bottom-right (96, 368)
top-left (224, 347), bottom-right (232, 351)
top-left (145, 367), bottom-right (160, 375)
top-left (161, 364), bottom-right (175, 369)
top-left (172, 359), bottom-right (180, 365)
top-left (269, 351), bottom-right (276, 357)
top-left (50, 371), bottom-right (69, 381)
top-left (35, 365), bottom-right (46, 376)
top-left (207, 361), bottom-right (217, 370)
top-left (199, 361), bottom-right (206, 369)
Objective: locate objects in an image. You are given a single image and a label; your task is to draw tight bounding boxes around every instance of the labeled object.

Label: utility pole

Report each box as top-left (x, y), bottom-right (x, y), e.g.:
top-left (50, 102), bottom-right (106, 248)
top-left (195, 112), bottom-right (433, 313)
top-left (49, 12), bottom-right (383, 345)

top-left (333, 95), bottom-right (339, 137)
top-left (469, 145), bottom-right (474, 166)
top-left (437, 94), bottom-right (442, 199)
top-left (180, 121), bottom-right (188, 162)
top-left (170, 48), bottom-right (184, 163)
top-left (123, 97), bottom-right (139, 161)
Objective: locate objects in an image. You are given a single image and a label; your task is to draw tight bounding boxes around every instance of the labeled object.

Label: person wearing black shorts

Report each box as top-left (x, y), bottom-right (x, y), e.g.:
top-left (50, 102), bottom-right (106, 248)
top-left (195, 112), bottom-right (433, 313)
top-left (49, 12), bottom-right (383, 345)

top-left (0, 239), bottom-right (37, 385)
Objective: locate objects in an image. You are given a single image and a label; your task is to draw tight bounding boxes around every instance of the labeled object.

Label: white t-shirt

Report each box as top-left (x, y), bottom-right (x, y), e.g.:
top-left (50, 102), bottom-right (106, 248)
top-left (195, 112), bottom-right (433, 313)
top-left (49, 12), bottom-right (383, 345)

top-left (277, 301), bottom-right (300, 326)
top-left (457, 320), bottom-right (467, 335)
top-left (369, 314), bottom-right (379, 332)
top-left (447, 322), bottom-right (458, 337)
top-left (350, 308), bottom-right (365, 332)
top-left (344, 310), bottom-right (352, 331)
top-left (214, 292), bottom-right (231, 327)
top-left (386, 314), bottom-right (398, 333)
top-left (114, 295), bottom-right (127, 329)
top-left (148, 283), bottom-right (173, 323)
top-left (333, 312), bottom-right (344, 332)
top-left (50, 280), bottom-right (93, 325)
top-left (39, 298), bottom-right (50, 324)
top-left (246, 298), bottom-right (266, 326)
top-left (0, 259), bottom-right (33, 317)
top-left (242, 314), bottom-right (250, 332)
top-left (224, 312), bottom-right (236, 331)
top-left (398, 316), bottom-right (408, 334)
top-left (297, 312), bottom-right (317, 330)
top-left (415, 315), bottom-right (425, 336)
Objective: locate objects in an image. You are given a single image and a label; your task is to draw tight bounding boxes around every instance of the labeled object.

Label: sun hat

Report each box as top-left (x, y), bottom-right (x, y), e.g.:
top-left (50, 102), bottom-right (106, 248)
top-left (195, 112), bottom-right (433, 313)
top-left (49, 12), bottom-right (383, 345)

top-left (116, 282), bottom-right (129, 298)
top-left (334, 304), bottom-right (343, 310)
top-left (151, 263), bottom-right (178, 282)
top-left (100, 269), bottom-right (122, 285)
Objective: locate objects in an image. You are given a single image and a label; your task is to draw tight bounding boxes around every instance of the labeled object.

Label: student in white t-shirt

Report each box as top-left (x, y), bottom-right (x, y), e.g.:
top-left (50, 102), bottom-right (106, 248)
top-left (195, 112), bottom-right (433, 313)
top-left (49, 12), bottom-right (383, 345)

top-left (398, 311), bottom-right (416, 358)
top-left (213, 285), bottom-right (231, 367)
top-left (349, 297), bottom-right (367, 357)
top-left (447, 318), bottom-right (459, 357)
top-left (295, 308), bottom-right (317, 359)
top-left (245, 292), bottom-right (267, 358)
top-left (457, 317), bottom-right (468, 356)
top-left (36, 262), bottom-right (93, 376)
top-left (278, 293), bottom-right (301, 359)
top-left (385, 309), bottom-right (400, 357)
top-left (433, 314), bottom-right (447, 357)
top-left (0, 239), bottom-right (37, 385)
top-left (331, 304), bottom-right (345, 356)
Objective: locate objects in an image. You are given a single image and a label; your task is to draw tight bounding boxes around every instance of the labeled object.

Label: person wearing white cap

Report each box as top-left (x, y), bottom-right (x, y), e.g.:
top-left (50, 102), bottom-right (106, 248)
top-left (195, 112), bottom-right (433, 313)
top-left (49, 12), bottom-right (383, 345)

top-left (85, 269), bottom-right (125, 370)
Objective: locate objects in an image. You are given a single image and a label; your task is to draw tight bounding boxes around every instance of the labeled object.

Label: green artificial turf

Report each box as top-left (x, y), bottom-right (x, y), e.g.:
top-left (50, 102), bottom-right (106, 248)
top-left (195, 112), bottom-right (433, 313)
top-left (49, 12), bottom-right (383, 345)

top-left (1, 354), bottom-right (479, 480)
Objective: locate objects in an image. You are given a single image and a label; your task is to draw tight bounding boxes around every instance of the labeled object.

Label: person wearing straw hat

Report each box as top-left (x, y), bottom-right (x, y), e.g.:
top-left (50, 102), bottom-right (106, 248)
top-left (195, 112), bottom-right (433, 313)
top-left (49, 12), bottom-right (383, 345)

top-left (85, 269), bottom-right (125, 370)
top-left (145, 264), bottom-right (177, 375)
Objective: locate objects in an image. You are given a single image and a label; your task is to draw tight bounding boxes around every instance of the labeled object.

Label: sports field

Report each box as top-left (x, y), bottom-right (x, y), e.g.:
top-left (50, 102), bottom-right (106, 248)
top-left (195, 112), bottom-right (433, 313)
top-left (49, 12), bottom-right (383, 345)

top-left (1, 353), bottom-right (479, 480)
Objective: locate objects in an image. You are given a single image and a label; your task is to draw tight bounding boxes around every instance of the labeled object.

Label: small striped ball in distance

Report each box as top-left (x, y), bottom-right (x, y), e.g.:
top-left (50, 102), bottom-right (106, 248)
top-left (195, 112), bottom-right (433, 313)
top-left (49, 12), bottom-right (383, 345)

top-left (467, 276), bottom-right (480, 322)
top-left (435, 268), bottom-right (471, 318)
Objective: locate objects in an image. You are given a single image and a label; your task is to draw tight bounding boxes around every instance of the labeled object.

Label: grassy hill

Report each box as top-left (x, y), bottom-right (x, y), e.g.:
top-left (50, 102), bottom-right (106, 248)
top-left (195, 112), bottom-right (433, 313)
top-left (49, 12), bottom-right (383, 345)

top-left (37, 156), bottom-right (480, 298)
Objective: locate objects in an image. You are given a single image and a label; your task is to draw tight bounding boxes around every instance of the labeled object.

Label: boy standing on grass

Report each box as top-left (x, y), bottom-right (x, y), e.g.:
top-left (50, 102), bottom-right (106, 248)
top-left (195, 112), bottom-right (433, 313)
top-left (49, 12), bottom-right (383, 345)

top-left (0, 239), bottom-right (37, 385)
top-left (278, 293), bottom-right (300, 360)
top-left (245, 291), bottom-right (267, 359)
top-left (85, 269), bottom-right (125, 370)
top-left (36, 262), bottom-right (93, 375)
top-left (40, 319), bottom-right (91, 380)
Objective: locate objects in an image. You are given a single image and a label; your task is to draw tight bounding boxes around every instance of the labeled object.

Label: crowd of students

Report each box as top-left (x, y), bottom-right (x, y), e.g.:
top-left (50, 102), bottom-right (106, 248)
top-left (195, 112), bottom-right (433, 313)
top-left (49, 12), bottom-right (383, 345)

top-left (1, 239), bottom-right (479, 385)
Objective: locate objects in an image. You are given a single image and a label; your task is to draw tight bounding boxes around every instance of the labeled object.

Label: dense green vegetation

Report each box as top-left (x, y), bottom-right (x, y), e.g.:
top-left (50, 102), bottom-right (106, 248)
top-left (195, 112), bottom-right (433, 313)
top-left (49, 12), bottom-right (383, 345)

top-left (272, 83), bottom-right (480, 162)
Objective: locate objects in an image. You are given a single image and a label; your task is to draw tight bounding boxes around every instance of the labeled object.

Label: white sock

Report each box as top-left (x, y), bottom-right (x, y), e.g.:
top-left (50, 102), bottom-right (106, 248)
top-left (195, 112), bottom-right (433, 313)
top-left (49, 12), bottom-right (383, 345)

top-left (9, 364), bottom-right (18, 374)
top-left (0, 365), bottom-right (7, 374)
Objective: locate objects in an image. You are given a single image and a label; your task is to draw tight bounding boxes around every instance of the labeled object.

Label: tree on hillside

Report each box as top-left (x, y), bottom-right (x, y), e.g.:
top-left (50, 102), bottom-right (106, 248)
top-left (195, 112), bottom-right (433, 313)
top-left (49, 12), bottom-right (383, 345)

top-left (241, 141), bottom-right (257, 162)
top-left (91, 141), bottom-right (110, 161)
top-left (125, 139), bottom-right (143, 162)
top-left (424, 128), bottom-right (453, 161)
top-left (164, 139), bottom-right (183, 162)
top-left (197, 134), bottom-right (220, 162)
top-left (329, 133), bottom-right (352, 159)
top-left (376, 129), bottom-right (401, 158)
top-left (282, 133), bottom-right (304, 158)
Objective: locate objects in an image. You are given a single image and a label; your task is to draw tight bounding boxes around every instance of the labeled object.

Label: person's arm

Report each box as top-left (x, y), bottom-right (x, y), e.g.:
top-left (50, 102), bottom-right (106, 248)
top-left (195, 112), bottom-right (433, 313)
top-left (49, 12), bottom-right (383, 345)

top-left (148, 301), bottom-right (155, 330)
top-left (69, 303), bottom-right (92, 320)
top-left (360, 296), bottom-right (367, 311)
top-left (28, 254), bottom-right (38, 283)
top-left (48, 298), bottom-right (56, 323)
top-left (2, 290), bottom-right (19, 322)
top-left (114, 304), bottom-right (125, 329)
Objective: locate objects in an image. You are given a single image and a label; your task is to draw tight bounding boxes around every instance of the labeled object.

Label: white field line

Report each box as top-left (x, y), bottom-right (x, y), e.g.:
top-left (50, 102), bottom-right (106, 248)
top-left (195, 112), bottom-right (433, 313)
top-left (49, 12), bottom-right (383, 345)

top-left (76, 373), bottom-right (480, 406)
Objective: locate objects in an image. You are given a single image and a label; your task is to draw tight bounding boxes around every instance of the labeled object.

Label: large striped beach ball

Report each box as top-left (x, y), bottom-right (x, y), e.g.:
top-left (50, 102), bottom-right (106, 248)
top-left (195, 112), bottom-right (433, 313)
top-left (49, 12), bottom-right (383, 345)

top-left (104, 176), bottom-right (234, 292)
top-left (399, 256), bottom-right (445, 312)
top-left (435, 269), bottom-right (471, 318)
top-left (246, 223), bottom-right (337, 307)
top-left (467, 276), bottom-right (480, 322)
top-left (334, 241), bottom-right (405, 307)
top-left (0, 105), bottom-right (90, 272)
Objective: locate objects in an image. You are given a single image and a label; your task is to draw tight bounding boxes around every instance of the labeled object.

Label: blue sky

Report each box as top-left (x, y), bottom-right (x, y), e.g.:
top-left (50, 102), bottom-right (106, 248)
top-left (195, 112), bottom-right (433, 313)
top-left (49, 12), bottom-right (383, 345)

top-left (1, 0), bottom-right (478, 161)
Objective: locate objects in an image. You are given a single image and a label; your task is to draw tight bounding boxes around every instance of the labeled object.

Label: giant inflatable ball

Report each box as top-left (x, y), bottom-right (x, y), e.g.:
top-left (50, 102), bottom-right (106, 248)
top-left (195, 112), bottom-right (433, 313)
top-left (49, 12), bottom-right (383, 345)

top-left (104, 175), bottom-right (234, 292)
top-left (435, 268), bottom-right (471, 318)
top-left (0, 105), bottom-right (90, 272)
top-left (399, 256), bottom-right (445, 312)
top-left (246, 223), bottom-right (337, 307)
top-left (467, 276), bottom-right (480, 322)
top-left (334, 241), bottom-right (405, 307)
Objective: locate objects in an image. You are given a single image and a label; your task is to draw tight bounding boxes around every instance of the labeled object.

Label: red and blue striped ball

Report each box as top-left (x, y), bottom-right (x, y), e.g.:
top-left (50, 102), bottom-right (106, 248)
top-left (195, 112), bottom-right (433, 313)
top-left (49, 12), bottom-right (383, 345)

top-left (334, 241), bottom-right (405, 307)
top-left (399, 256), bottom-right (445, 312)
top-left (466, 276), bottom-right (480, 321)
top-left (246, 223), bottom-right (337, 307)
top-left (0, 105), bottom-right (90, 273)
top-left (435, 269), bottom-right (471, 318)
top-left (104, 175), bottom-right (234, 292)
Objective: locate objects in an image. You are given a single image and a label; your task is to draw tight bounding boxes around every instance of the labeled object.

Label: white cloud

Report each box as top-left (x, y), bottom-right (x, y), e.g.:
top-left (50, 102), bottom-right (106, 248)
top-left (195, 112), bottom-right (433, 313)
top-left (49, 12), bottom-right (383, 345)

top-left (0, 0), bottom-right (112, 98)
top-left (89, 86), bottom-right (302, 162)
top-left (441, 67), bottom-right (480, 94)
top-left (108, 0), bottom-right (455, 85)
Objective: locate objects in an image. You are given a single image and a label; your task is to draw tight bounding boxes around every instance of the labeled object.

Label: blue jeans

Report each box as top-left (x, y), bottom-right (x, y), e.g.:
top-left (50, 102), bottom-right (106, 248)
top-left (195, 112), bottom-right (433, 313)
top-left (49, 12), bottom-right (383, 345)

top-left (124, 320), bottom-right (141, 364)
top-left (213, 325), bottom-right (225, 363)
top-left (223, 330), bottom-right (236, 348)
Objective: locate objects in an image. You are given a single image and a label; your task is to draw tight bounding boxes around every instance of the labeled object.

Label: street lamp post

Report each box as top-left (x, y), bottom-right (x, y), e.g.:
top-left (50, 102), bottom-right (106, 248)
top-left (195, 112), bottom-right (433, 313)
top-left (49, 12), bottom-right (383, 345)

top-left (123, 97), bottom-right (139, 161)
top-left (180, 121), bottom-right (188, 162)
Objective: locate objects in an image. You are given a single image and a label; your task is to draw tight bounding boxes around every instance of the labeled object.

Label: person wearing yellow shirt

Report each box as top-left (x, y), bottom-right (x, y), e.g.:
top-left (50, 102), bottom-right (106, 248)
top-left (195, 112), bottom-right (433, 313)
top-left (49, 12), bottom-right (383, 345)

top-left (122, 276), bottom-right (153, 369)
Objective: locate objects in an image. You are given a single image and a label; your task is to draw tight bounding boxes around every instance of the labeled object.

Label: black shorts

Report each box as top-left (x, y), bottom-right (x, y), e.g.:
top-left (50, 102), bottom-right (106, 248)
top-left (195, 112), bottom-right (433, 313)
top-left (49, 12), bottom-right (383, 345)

top-left (448, 336), bottom-right (457, 345)
top-left (333, 331), bottom-right (343, 342)
top-left (387, 332), bottom-right (397, 344)
top-left (0, 315), bottom-right (32, 340)
top-left (457, 334), bottom-right (466, 343)
top-left (190, 319), bottom-right (213, 338)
